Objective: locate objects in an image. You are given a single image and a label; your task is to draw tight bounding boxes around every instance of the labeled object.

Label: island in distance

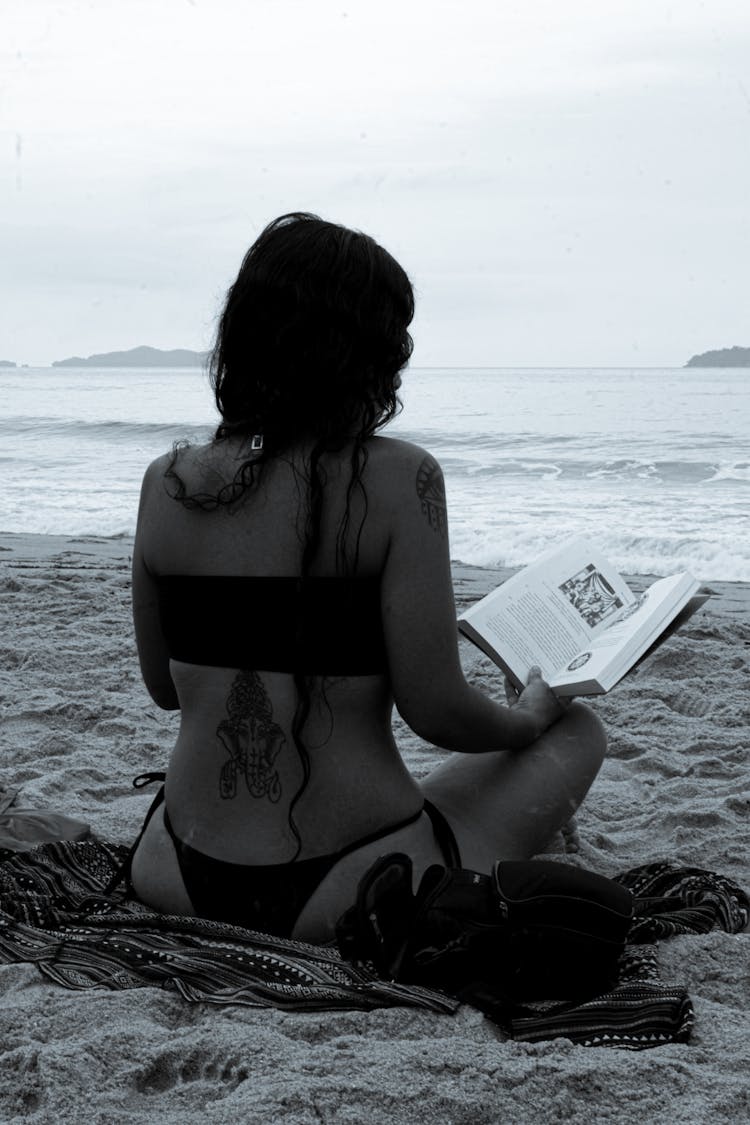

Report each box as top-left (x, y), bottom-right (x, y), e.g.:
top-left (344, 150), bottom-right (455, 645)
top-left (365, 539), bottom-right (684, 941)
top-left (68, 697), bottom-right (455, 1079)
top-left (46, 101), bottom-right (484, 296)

top-left (52, 345), bottom-right (208, 368)
top-left (686, 346), bottom-right (750, 367)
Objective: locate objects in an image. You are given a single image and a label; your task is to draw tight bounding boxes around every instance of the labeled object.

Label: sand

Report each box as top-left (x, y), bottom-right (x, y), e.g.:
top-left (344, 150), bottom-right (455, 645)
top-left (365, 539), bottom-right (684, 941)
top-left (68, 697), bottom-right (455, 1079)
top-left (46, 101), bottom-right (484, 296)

top-left (0, 532), bottom-right (748, 1124)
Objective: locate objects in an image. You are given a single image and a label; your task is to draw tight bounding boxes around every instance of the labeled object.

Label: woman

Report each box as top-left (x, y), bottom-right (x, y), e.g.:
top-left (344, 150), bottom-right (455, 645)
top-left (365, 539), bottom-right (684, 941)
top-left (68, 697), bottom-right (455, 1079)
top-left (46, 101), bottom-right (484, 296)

top-left (129, 212), bottom-right (606, 944)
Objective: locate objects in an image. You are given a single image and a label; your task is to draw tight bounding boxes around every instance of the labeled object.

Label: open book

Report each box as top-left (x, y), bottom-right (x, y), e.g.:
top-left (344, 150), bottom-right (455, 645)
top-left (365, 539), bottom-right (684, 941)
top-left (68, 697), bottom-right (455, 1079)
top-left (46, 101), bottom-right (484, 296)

top-left (457, 538), bottom-right (708, 695)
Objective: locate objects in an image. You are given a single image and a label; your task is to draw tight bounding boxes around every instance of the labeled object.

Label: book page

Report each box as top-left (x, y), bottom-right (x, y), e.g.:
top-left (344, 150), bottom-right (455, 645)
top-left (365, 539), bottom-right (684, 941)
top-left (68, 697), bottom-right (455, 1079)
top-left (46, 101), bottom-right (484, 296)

top-left (547, 572), bottom-right (701, 691)
top-left (458, 538), bottom-right (635, 683)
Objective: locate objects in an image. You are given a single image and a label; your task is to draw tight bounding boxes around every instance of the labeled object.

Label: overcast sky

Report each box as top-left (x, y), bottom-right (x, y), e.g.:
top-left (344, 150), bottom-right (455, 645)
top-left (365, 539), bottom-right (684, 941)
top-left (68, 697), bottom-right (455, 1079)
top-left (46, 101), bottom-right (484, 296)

top-left (3, 0), bottom-right (749, 367)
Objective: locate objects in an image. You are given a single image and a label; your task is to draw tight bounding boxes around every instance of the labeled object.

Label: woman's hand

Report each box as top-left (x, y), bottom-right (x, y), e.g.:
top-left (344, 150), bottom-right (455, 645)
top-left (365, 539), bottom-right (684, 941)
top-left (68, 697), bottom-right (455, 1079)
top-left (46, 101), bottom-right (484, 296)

top-left (504, 666), bottom-right (568, 740)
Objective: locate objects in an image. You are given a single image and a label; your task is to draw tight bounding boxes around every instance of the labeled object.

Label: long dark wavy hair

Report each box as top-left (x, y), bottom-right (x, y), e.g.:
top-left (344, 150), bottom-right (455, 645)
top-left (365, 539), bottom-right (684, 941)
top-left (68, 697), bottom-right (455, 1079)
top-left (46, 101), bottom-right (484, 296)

top-left (167, 212), bottom-right (415, 856)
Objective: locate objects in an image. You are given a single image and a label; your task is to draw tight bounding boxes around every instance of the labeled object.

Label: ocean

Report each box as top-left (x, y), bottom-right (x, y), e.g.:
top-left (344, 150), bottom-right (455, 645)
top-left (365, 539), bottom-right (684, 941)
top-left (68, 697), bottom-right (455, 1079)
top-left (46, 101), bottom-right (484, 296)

top-left (1, 366), bottom-right (748, 581)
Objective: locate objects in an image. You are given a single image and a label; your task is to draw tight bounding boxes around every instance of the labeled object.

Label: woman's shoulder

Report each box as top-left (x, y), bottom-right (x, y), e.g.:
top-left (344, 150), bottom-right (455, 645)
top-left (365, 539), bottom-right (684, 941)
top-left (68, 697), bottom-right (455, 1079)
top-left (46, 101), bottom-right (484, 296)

top-left (364, 435), bottom-right (443, 478)
top-left (359, 438), bottom-right (446, 531)
top-left (141, 450), bottom-right (173, 482)
top-left (140, 442), bottom-right (224, 496)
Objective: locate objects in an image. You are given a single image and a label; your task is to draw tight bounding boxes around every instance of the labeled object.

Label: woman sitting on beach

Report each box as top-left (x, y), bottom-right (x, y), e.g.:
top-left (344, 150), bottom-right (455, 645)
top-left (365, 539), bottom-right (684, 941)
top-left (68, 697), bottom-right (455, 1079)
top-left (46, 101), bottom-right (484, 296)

top-left (128, 212), bottom-right (606, 944)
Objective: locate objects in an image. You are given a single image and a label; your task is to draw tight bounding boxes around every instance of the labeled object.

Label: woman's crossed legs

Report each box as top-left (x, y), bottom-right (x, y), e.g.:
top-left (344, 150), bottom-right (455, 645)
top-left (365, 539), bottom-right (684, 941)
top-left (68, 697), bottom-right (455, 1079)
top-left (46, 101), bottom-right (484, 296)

top-left (294, 702), bottom-right (606, 942)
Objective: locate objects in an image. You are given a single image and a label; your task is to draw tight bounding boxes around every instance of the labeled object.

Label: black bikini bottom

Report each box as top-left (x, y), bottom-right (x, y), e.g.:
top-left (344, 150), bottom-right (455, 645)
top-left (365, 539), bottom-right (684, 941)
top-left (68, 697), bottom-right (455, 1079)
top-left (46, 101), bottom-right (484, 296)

top-left (115, 774), bottom-right (461, 939)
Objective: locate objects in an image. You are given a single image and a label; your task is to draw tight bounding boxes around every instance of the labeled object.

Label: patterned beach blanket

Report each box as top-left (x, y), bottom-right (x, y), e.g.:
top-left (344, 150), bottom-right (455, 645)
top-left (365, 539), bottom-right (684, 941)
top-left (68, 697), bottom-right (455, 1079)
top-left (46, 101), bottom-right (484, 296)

top-left (0, 839), bottom-right (746, 1050)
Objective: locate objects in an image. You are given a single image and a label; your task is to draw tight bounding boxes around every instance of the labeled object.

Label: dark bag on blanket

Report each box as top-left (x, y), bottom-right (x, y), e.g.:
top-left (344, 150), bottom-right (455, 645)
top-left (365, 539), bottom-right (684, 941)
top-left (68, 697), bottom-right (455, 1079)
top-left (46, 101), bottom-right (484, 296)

top-left (336, 854), bottom-right (634, 1021)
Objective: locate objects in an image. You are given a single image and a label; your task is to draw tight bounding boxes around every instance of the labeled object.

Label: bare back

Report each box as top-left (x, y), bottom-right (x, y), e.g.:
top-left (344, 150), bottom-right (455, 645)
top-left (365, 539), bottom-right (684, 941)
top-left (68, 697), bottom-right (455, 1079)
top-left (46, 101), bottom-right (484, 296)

top-left (132, 435), bottom-right (432, 863)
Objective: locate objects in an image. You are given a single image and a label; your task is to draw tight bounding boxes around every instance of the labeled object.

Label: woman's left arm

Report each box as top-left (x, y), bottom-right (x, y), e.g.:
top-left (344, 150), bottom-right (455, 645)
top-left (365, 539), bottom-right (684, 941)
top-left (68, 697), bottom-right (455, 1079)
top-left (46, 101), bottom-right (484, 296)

top-left (132, 458), bottom-right (179, 711)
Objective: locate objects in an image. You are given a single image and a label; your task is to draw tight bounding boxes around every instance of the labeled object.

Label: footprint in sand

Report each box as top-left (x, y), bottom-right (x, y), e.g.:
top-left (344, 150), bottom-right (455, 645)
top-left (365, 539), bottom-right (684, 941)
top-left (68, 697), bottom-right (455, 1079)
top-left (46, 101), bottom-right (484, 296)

top-left (134, 1047), bottom-right (250, 1094)
top-left (658, 692), bottom-right (714, 718)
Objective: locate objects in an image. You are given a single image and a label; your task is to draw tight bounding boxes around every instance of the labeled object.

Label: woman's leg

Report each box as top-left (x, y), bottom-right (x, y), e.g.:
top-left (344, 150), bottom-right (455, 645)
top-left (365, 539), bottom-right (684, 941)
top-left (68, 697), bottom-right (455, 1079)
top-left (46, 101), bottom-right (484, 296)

top-left (294, 703), bottom-right (605, 943)
top-left (130, 805), bottom-right (196, 916)
top-left (419, 702), bottom-right (606, 872)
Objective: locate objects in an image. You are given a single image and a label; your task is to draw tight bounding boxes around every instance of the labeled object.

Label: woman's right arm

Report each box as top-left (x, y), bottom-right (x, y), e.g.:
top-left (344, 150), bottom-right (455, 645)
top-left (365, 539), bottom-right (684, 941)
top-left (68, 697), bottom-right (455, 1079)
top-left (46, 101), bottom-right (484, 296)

top-left (379, 442), bottom-right (563, 752)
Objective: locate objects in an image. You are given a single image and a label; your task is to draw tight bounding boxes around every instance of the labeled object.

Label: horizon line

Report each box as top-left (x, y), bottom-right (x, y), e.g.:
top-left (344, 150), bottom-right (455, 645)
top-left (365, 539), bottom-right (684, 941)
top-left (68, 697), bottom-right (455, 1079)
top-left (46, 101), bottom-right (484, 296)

top-left (1, 362), bottom-right (726, 371)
